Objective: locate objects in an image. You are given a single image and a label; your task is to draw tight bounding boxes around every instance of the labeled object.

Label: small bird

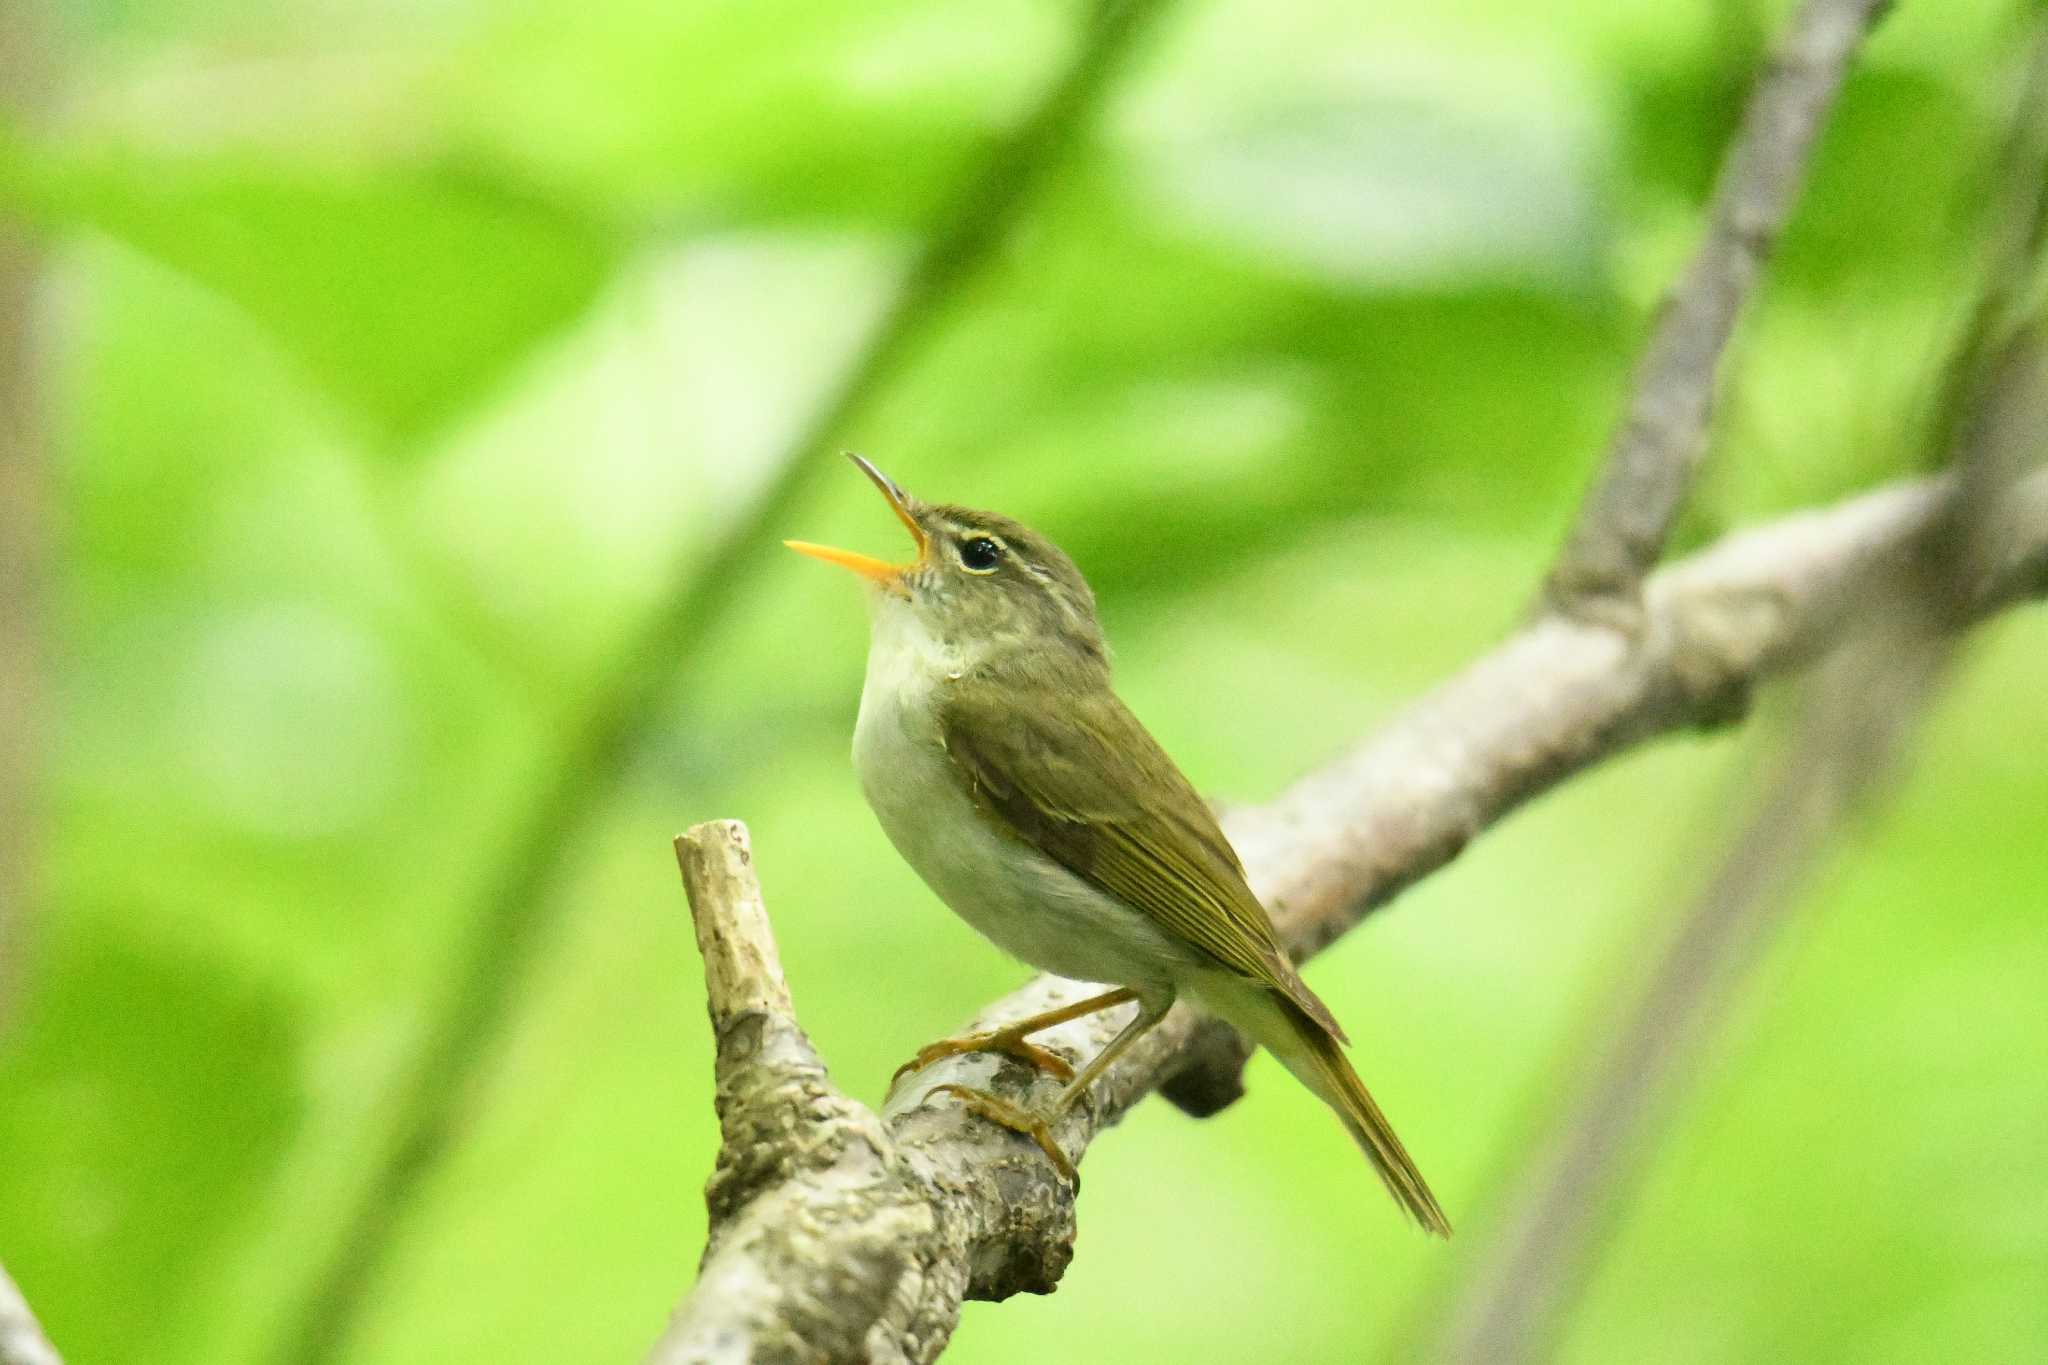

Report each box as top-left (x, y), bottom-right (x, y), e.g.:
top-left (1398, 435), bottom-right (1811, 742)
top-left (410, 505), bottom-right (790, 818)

top-left (788, 454), bottom-right (1449, 1235)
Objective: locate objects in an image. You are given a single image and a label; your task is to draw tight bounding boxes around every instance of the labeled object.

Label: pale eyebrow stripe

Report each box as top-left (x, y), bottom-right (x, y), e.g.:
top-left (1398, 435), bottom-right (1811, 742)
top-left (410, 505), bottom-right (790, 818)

top-left (938, 519), bottom-right (1006, 549)
top-left (936, 520), bottom-right (1083, 627)
top-left (1013, 555), bottom-right (1091, 631)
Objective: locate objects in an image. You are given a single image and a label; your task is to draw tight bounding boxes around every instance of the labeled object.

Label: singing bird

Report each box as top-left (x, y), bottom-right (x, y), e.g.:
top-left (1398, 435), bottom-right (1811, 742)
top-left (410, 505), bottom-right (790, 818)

top-left (788, 455), bottom-right (1448, 1234)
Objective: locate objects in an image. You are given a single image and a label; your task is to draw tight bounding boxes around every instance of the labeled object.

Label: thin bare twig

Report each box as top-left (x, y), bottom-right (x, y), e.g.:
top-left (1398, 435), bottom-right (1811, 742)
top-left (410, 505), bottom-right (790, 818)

top-left (0, 1262), bottom-right (63, 1365)
top-left (1545, 0), bottom-right (1893, 619)
top-left (656, 466), bottom-right (2048, 1361)
top-left (276, 5), bottom-right (1176, 1360)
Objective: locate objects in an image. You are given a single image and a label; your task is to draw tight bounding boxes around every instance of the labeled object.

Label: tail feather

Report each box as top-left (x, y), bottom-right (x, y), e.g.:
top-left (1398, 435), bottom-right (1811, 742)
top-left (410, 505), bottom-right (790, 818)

top-left (1199, 972), bottom-right (1450, 1236)
top-left (1287, 1007), bottom-right (1451, 1237)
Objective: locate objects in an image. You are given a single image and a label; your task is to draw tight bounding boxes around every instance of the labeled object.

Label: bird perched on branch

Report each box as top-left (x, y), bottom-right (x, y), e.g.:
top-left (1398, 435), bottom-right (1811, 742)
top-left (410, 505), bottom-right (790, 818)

top-left (789, 454), bottom-right (1448, 1235)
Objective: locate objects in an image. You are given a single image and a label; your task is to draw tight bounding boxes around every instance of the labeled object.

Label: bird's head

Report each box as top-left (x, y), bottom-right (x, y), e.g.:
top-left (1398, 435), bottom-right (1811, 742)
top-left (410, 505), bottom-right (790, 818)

top-left (787, 454), bottom-right (1106, 665)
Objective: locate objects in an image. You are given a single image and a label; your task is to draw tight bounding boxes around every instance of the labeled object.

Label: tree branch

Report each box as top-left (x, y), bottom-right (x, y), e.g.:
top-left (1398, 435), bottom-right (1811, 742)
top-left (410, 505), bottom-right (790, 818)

top-left (276, 5), bottom-right (1178, 1360)
top-left (1544, 0), bottom-right (1893, 618)
top-left (1424, 362), bottom-right (2047, 1365)
top-left (651, 824), bottom-right (944, 1365)
top-left (1429, 525), bottom-right (2022, 1365)
top-left (1425, 29), bottom-right (2048, 1347)
top-left (0, 1262), bottom-right (63, 1365)
top-left (1456, 668), bottom-right (1936, 1365)
top-left (657, 465), bottom-right (2048, 1361)
top-left (646, 5), bottom-right (2048, 1355)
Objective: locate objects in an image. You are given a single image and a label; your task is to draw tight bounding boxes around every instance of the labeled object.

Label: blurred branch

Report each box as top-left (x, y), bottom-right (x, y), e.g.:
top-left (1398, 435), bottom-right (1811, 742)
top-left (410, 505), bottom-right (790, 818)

top-left (1923, 19), bottom-right (2048, 467)
top-left (657, 463), bottom-right (2048, 1359)
top-left (1545, 0), bottom-right (1892, 619)
top-left (0, 1262), bottom-right (63, 1365)
top-left (0, 0), bottom-right (48, 1029)
top-left (276, 5), bottom-right (1178, 1362)
top-left (1423, 364), bottom-right (2045, 1365)
top-left (1425, 28), bottom-right (2048, 1357)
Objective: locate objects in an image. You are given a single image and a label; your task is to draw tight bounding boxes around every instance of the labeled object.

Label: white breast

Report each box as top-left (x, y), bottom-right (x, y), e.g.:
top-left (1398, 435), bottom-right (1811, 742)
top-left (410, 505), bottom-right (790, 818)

top-left (850, 597), bottom-right (1191, 991)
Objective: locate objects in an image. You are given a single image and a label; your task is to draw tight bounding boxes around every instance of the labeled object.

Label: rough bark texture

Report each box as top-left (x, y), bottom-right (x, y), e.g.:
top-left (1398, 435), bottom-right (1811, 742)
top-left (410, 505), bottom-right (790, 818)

top-left (1545, 0), bottom-right (1894, 616)
top-left (652, 825), bottom-right (949, 1365)
top-left (655, 468), bottom-right (2048, 1364)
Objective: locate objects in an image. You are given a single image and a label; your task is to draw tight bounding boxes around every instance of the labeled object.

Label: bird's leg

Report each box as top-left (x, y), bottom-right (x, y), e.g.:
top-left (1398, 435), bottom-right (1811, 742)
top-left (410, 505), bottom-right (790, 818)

top-left (925, 989), bottom-right (1174, 1184)
top-left (892, 986), bottom-right (1138, 1085)
top-left (1043, 989), bottom-right (1174, 1120)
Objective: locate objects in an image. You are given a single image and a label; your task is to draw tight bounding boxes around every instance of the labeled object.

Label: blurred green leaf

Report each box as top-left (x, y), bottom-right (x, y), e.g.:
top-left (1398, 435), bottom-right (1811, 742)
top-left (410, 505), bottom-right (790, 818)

top-left (853, 164), bottom-right (1625, 597)
top-left (9, 144), bottom-right (620, 440)
top-left (0, 922), bottom-right (301, 1362)
top-left (436, 0), bottom-right (1063, 226)
top-left (1777, 66), bottom-right (1995, 290)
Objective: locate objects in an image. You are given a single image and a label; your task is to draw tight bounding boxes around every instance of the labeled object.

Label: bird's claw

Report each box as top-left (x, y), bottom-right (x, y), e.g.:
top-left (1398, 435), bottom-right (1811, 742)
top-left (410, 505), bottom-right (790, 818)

top-left (924, 1082), bottom-right (1078, 1185)
top-left (890, 1030), bottom-right (1076, 1086)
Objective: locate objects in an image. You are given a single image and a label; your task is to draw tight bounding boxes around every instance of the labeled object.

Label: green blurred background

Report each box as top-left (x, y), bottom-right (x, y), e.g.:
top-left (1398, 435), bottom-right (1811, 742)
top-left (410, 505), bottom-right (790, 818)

top-left (1, 0), bottom-right (2044, 1361)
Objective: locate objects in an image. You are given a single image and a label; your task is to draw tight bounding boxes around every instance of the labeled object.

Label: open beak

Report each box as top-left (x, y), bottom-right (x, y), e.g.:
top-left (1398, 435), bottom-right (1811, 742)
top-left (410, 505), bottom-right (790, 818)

top-left (784, 453), bottom-right (928, 590)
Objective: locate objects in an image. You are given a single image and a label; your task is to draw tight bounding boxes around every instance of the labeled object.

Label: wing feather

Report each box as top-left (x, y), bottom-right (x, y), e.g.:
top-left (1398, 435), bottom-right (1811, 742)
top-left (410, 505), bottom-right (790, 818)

top-left (938, 687), bottom-right (1346, 1042)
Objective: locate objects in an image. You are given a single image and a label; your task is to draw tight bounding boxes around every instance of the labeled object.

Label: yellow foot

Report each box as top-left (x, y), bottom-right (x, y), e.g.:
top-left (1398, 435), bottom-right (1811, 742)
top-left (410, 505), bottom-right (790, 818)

top-left (891, 1029), bottom-right (1077, 1087)
top-left (925, 1083), bottom-right (1078, 1185)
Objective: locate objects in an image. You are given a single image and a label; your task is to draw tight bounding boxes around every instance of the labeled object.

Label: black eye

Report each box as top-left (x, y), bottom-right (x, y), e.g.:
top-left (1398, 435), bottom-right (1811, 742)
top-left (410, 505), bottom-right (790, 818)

top-left (959, 537), bottom-right (1002, 572)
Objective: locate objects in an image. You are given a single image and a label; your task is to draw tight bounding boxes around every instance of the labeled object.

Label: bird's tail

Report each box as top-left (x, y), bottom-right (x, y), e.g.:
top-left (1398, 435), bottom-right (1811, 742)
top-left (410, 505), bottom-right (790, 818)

top-left (1283, 1005), bottom-right (1451, 1236)
top-left (1202, 973), bottom-right (1451, 1236)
